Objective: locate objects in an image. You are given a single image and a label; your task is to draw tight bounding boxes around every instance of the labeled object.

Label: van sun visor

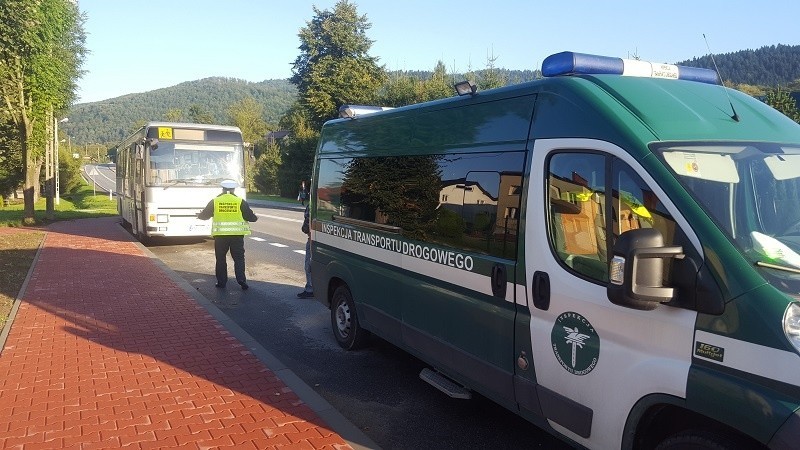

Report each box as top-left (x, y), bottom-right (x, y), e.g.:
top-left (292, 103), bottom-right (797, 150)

top-left (662, 151), bottom-right (739, 183)
top-left (764, 154), bottom-right (800, 181)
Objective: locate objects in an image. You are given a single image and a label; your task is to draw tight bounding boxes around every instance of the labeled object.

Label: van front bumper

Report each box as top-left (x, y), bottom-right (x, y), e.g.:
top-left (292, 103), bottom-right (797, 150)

top-left (769, 409), bottom-right (800, 449)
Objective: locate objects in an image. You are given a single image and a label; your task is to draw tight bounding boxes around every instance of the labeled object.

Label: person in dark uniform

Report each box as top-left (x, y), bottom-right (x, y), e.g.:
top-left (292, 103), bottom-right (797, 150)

top-left (297, 203), bottom-right (314, 298)
top-left (197, 180), bottom-right (258, 290)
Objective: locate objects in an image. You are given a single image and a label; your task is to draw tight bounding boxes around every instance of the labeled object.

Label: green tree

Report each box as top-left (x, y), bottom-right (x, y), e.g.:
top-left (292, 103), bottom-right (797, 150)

top-left (163, 108), bottom-right (183, 122)
top-left (379, 72), bottom-right (420, 107)
top-left (733, 83), bottom-right (765, 96)
top-left (479, 49), bottom-right (506, 90)
top-left (290, 0), bottom-right (386, 127)
top-left (276, 103), bottom-right (318, 196)
top-left (57, 142), bottom-right (83, 193)
top-left (0, 119), bottom-right (23, 204)
top-left (0, 0), bottom-right (86, 223)
top-left (227, 97), bottom-right (268, 144)
top-left (131, 119), bottom-right (147, 133)
top-left (188, 104), bottom-right (214, 124)
top-left (765, 87), bottom-right (800, 123)
top-left (251, 140), bottom-right (282, 194)
top-left (377, 62), bottom-right (457, 107)
top-left (421, 61), bottom-right (453, 101)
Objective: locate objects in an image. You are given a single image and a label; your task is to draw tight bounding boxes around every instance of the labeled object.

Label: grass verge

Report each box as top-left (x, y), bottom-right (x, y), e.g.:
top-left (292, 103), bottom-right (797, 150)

top-left (0, 184), bottom-right (117, 227)
top-left (0, 231), bottom-right (44, 331)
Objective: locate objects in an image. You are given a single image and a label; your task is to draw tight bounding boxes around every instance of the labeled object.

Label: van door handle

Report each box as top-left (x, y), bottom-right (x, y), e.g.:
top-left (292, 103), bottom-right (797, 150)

top-left (532, 271), bottom-right (550, 310)
top-left (491, 263), bottom-right (507, 298)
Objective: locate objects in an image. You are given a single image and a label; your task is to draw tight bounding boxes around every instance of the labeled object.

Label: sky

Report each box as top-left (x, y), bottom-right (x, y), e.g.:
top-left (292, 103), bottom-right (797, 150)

top-left (76, 0), bottom-right (800, 104)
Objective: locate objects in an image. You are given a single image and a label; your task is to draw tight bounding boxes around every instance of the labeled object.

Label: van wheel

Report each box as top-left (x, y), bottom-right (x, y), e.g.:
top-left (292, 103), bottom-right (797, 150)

top-left (656, 429), bottom-right (753, 450)
top-left (330, 285), bottom-right (370, 350)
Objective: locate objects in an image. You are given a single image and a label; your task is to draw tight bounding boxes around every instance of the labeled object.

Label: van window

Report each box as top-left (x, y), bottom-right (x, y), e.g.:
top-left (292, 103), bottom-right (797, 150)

top-left (317, 151), bottom-right (525, 259)
top-left (547, 152), bottom-right (679, 282)
top-left (548, 153), bottom-right (608, 281)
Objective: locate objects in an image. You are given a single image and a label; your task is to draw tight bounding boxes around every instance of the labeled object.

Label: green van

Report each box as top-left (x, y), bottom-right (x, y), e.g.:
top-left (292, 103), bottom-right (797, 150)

top-left (309, 51), bottom-right (800, 449)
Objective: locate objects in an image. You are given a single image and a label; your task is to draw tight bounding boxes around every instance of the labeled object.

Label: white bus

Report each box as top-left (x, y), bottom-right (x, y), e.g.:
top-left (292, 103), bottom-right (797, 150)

top-left (115, 122), bottom-right (246, 242)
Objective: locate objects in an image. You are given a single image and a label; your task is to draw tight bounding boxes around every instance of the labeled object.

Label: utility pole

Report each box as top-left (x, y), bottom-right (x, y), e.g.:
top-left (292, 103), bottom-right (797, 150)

top-left (45, 109), bottom-right (54, 220)
top-left (55, 117), bottom-right (68, 205)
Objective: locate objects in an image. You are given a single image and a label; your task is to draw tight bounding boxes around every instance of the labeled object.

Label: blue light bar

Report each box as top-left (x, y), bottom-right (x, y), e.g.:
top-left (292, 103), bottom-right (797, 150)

top-left (542, 51), bottom-right (720, 85)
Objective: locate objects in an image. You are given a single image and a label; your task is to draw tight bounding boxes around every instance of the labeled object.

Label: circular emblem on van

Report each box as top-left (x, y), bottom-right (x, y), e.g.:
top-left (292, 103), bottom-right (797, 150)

top-left (551, 312), bottom-right (599, 376)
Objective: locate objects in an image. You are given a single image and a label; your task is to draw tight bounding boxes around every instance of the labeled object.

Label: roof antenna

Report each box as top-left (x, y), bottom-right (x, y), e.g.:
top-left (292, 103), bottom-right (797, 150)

top-left (703, 33), bottom-right (739, 122)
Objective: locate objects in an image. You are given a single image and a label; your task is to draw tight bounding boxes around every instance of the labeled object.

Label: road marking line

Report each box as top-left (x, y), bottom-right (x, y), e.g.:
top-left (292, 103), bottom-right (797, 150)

top-left (250, 237), bottom-right (266, 241)
top-left (270, 243), bottom-right (288, 248)
top-left (293, 250), bottom-right (306, 255)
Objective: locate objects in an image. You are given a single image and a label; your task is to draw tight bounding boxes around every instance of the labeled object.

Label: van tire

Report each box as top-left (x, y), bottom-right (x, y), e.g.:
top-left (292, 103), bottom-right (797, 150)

top-left (330, 285), bottom-right (370, 350)
top-left (656, 429), bottom-right (753, 450)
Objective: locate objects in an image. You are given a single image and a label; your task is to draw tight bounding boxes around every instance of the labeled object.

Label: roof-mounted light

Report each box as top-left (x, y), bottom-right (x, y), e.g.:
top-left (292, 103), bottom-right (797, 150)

top-left (338, 105), bottom-right (394, 119)
top-left (454, 80), bottom-right (477, 96)
top-left (542, 51), bottom-right (720, 85)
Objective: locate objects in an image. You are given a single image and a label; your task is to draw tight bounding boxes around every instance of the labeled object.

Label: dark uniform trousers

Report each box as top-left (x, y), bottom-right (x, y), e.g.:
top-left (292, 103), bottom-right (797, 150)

top-left (214, 235), bottom-right (246, 285)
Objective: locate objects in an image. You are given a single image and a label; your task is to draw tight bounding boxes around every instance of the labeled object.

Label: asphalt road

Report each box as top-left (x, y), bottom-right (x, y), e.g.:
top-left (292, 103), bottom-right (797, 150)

top-left (145, 204), bottom-right (571, 450)
top-left (82, 163), bottom-right (116, 193)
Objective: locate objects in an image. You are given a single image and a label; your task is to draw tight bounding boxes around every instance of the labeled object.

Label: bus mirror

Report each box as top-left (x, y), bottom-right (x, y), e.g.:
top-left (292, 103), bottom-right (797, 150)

top-left (146, 138), bottom-right (159, 151)
top-left (607, 228), bottom-right (684, 310)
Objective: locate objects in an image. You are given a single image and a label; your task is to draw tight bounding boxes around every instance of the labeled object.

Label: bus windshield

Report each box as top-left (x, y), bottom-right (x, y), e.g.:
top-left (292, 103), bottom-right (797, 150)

top-left (657, 143), bottom-right (800, 290)
top-left (147, 142), bottom-right (244, 186)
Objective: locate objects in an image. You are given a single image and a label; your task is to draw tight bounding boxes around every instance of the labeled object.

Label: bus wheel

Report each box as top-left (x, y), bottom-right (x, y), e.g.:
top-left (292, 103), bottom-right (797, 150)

top-left (656, 429), bottom-right (754, 450)
top-left (330, 285), bottom-right (370, 350)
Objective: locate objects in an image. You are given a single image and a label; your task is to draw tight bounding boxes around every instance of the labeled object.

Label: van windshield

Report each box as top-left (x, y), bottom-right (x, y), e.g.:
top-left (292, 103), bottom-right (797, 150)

top-left (657, 143), bottom-right (800, 290)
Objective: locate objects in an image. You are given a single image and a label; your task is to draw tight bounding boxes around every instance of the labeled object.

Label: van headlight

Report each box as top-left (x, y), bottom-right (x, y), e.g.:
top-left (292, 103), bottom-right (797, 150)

top-left (784, 302), bottom-right (800, 354)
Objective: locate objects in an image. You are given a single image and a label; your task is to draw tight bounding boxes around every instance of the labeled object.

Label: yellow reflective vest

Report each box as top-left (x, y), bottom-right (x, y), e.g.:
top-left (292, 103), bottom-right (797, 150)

top-left (212, 193), bottom-right (251, 236)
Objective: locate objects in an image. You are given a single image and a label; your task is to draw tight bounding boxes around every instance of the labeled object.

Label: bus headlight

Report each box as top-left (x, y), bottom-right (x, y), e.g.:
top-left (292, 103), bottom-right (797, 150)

top-left (157, 214), bottom-right (169, 223)
top-left (784, 302), bottom-right (800, 354)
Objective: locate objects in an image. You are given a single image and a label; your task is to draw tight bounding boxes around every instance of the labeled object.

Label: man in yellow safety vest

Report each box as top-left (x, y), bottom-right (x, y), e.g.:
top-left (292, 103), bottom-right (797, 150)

top-left (197, 180), bottom-right (258, 290)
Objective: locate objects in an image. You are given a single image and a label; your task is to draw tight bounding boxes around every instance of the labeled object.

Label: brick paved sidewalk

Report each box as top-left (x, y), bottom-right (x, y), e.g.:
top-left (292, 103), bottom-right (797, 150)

top-left (0, 218), bottom-right (366, 449)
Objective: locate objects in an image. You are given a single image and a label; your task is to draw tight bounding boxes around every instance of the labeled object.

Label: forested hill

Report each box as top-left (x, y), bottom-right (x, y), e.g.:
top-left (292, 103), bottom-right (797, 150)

top-left (66, 77), bottom-right (296, 147)
top-left (678, 44), bottom-right (800, 87)
top-left (67, 44), bottom-right (800, 148)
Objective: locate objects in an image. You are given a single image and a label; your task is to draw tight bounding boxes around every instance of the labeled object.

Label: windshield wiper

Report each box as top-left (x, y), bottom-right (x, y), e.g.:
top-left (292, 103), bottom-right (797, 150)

top-left (755, 261), bottom-right (800, 274)
top-left (161, 179), bottom-right (196, 188)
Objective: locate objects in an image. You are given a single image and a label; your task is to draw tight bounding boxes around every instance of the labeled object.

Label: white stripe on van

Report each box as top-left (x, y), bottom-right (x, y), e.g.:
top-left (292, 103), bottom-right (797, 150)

top-left (694, 330), bottom-right (800, 387)
top-left (315, 230), bottom-right (518, 303)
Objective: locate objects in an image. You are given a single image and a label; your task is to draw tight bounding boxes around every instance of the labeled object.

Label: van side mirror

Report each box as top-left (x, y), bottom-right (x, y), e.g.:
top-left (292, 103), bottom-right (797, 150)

top-left (607, 228), bottom-right (684, 310)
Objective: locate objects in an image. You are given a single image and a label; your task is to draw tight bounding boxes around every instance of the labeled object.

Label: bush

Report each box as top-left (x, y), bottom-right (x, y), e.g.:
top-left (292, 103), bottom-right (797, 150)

top-left (251, 140), bottom-right (282, 194)
top-left (58, 148), bottom-right (85, 194)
